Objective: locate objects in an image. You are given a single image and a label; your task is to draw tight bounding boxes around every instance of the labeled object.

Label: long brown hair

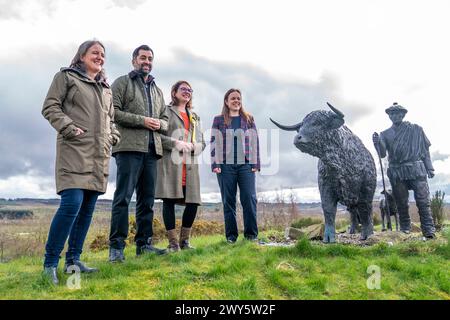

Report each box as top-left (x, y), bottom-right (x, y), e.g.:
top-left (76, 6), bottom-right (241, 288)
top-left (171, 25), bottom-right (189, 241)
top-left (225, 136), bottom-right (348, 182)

top-left (170, 80), bottom-right (193, 109)
top-left (70, 40), bottom-right (106, 82)
top-left (222, 88), bottom-right (253, 126)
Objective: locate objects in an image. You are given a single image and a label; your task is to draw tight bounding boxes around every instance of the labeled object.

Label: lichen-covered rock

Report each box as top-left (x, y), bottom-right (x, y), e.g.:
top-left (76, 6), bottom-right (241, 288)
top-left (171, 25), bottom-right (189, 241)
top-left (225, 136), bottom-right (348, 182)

top-left (285, 227), bottom-right (304, 240)
top-left (301, 223), bottom-right (325, 240)
top-left (285, 223), bottom-right (324, 240)
top-left (410, 223), bottom-right (422, 233)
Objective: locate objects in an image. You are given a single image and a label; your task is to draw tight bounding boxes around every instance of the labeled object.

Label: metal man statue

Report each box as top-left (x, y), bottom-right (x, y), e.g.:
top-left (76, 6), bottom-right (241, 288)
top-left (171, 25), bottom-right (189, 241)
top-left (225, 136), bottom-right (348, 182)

top-left (373, 102), bottom-right (435, 239)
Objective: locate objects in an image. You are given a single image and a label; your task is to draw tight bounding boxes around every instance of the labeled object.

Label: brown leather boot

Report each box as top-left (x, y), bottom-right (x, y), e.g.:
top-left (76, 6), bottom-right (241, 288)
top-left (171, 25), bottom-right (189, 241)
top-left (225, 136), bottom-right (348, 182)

top-left (166, 229), bottom-right (180, 252)
top-left (179, 227), bottom-right (195, 250)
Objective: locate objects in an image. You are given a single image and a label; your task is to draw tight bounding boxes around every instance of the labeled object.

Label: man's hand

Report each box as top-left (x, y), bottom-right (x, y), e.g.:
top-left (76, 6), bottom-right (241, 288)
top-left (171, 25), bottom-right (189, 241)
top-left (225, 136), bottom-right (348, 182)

top-left (213, 167), bottom-right (221, 174)
top-left (372, 132), bottom-right (380, 148)
top-left (427, 170), bottom-right (435, 179)
top-left (144, 117), bottom-right (161, 130)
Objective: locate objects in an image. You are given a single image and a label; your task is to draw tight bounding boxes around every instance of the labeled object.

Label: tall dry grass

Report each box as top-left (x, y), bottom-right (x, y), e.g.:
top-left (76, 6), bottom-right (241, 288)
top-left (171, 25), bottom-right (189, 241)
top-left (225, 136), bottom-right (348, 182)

top-left (1, 198), bottom-right (447, 262)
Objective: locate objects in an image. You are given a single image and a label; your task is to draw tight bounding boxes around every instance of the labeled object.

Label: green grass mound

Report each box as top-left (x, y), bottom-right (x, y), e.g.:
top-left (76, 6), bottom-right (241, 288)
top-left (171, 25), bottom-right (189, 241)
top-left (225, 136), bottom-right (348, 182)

top-left (0, 231), bottom-right (448, 300)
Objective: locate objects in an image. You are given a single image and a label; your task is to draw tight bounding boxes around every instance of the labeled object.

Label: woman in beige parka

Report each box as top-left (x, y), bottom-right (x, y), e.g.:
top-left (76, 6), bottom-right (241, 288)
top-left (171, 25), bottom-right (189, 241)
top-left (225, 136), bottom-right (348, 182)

top-left (41, 40), bottom-right (120, 284)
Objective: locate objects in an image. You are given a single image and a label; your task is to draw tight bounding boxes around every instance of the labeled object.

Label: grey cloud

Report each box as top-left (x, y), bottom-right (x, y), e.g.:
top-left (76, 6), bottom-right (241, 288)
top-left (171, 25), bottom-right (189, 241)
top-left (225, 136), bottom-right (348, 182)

top-left (428, 174), bottom-right (450, 199)
top-left (0, 0), bottom-right (144, 22)
top-left (0, 47), bottom-right (72, 179)
top-left (109, 0), bottom-right (146, 10)
top-left (106, 48), bottom-right (374, 194)
top-left (0, 0), bottom-right (59, 20)
top-left (432, 151), bottom-right (450, 162)
top-left (0, 45), bottom-right (433, 198)
top-left (0, 0), bottom-right (24, 20)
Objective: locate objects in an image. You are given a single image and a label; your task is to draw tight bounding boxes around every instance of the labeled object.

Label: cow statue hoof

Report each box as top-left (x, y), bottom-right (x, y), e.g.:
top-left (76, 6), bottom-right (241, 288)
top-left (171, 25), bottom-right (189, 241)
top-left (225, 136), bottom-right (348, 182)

top-left (323, 227), bottom-right (336, 244)
top-left (348, 225), bottom-right (357, 234)
top-left (359, 228), bottom-right (373, 241)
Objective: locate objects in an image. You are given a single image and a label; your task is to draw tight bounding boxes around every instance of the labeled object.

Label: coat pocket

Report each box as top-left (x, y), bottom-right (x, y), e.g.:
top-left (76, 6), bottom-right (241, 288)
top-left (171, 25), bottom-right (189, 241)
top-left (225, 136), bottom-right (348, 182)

top-left (62, 123), bottom-right (89, 141)
top-left (59, 134), bottom-right (94, 174)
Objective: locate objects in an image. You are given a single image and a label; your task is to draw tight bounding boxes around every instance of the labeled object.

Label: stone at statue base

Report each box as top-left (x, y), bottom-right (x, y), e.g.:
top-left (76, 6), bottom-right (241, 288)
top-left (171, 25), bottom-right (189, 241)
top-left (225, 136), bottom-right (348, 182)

top-left (285, 227), bottom-right (304, 240)
top-left (285, 224), bottom-right (325, 240)
top-left (410, 223), bottom-right (422, 233)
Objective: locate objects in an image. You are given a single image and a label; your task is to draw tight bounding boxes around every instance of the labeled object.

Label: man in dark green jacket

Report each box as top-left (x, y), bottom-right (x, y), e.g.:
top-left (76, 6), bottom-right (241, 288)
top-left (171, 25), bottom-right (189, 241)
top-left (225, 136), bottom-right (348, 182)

top-left (109, 45), bottom-right (169, 262)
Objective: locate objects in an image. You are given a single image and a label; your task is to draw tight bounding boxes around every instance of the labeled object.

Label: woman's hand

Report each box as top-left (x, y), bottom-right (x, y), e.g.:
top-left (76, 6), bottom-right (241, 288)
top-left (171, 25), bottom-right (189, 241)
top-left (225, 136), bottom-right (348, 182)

top-left (213, 167), bottom-right (221, 174)
top-left (74, 127), bottom-right (85, 136)
top-left (175, 140), bottom-right (193, 153)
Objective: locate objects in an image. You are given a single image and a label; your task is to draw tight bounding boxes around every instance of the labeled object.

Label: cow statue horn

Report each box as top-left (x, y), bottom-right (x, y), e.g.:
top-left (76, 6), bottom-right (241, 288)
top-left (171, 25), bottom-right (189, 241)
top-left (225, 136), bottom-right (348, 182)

top-left (270, 118), bottom-right (301, 131)
top-left (327, 102), bottom-right (345, 118)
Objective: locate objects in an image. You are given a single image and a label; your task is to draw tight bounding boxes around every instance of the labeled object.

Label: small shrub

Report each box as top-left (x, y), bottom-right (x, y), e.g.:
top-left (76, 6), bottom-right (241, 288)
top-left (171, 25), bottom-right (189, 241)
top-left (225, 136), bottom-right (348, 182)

top-left (90, 218), bottom-right (224, 251)
top-left (335, 218), bottom-right (350, 231)
top-left (431, 190), bottom-right (446, 231)
top-left (373, 213), bottom-right (381, 226)
top-left (90, 233), bottom-right (109, 251)
top-left (0, 210), bottom-right (34, 220)
top-left (294, 237), bottom-right (316, 257)
top-left (291, 217), bottom-right (322, 229)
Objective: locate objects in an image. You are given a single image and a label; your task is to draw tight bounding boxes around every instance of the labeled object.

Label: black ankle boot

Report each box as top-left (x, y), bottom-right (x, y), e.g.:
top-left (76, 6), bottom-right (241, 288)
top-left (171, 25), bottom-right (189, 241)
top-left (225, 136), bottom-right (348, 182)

top-left (64, 260), bottom-right (99, 273)
top-left (136, 244), bottom-right (167, 256)
top-left (136, 237), bottom-right (167, 256)
top-left (43, 267), bottom-right (59, 285)
top-left (109, 247), bottom-right (125, 263)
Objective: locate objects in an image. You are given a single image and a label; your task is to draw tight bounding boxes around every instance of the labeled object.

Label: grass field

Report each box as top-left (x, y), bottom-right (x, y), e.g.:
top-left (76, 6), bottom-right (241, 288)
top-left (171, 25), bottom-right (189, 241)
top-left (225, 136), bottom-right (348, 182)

top-left (0, 231), bottom-right (449, 300)
top-left (0, 201), bottom-right (449, 300)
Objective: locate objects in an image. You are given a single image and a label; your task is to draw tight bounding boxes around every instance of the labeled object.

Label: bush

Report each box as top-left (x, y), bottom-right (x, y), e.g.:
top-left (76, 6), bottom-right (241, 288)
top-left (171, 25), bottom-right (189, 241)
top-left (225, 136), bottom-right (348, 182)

top-left (89, 218), bottom-right (224, 251)
top-left (294, 236), bottom-right (316, 257)
top-left (291, 217), bottom-right (322, 229)
top-left (373, 213), bottom-right (381, 226)
top-left (431, 191), bottom-right (446, 231)
top-left (0, 210), bottom-right (34, 219)
top-left (335, 218), bottom-right (350, 231)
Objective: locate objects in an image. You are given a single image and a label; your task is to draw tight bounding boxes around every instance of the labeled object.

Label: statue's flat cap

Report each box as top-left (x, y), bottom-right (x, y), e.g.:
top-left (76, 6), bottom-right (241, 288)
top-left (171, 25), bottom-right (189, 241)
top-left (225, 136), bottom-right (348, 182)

top-left (385, 102), bottom-right (408, 114)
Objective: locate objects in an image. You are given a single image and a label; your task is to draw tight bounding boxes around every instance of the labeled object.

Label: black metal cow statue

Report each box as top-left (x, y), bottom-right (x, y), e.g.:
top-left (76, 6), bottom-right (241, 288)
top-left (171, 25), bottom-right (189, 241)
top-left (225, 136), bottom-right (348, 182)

top-left (271, 103), bottom-right (376, 243)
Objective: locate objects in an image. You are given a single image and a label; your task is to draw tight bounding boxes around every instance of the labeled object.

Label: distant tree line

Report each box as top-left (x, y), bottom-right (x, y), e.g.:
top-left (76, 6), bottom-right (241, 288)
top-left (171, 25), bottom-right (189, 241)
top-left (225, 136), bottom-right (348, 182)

top-left (0, 209), bottom-right (34, 219)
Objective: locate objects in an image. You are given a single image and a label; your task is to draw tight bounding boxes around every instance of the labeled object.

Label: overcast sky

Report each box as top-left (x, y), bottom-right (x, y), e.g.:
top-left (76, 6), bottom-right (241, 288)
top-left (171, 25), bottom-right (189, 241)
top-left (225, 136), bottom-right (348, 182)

top-left (0, 0), bottom-right (449, 202)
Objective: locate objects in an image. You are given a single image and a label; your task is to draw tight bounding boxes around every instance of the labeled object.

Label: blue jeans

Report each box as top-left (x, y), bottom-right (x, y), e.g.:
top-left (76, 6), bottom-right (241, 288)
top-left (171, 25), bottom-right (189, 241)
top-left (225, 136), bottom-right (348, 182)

top-left (217, 164), bottom-right (258, 241)
top-left (44, 189), bottom-right (100, 267)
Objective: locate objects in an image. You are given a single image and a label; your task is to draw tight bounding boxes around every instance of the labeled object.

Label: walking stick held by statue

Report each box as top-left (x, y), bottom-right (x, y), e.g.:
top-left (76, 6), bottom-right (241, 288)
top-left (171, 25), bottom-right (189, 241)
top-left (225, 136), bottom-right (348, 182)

top-left (373, 132), bottom-right (392, 229)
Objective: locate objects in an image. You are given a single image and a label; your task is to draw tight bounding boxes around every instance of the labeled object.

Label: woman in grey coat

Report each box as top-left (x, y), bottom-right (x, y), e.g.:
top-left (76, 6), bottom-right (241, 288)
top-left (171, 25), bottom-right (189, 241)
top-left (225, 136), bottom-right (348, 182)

top-left (155, 80), bottom-right (205, 251)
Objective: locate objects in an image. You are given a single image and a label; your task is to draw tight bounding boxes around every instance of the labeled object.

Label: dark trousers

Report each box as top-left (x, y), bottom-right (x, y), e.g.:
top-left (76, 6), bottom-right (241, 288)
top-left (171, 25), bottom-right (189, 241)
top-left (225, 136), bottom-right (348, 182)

top-left (109, 150), bottom-right (158, 249)
top-left (162, 187), bottom-right (198, 230)
top-left (390, 177), bottom-right (435, 236)
top-left (217, 164), bottom-right (258, 241)
top-left (44, 189), bottom-right (100, 267)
